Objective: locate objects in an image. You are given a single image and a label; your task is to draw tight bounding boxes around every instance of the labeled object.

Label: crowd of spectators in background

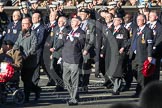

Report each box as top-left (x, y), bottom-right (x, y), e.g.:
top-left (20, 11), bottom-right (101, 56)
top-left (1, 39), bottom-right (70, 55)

top-left (2, 0), bottom-right (162, 7)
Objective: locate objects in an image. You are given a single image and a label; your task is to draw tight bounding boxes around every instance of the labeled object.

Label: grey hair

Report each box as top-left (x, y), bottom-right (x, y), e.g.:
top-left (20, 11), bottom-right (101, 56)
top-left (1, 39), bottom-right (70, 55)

top-left (59, 16), bottom-right (67, 24)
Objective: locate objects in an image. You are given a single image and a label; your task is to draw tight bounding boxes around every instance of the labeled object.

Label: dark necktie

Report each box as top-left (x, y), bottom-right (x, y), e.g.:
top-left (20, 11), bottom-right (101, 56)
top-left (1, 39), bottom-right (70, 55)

top-left (113, 28), bottom-right (117, 35)
top-left (50, 24), bottom-right (55, 28)
top-left (149, 24), bottom-right (152, 29)
top-left (132, 28), bottom-right (141, 52)
top-left (80, 23), bottom-right (84, 29)
top-left (14, 22), bottom-right (17, 27)
top-left (124, 24), bottom-right (127, 28)
top-left (32, 25), bottom-right (35, 30)
top-left (13, 22), bottom-right (17, 29)
top-left (71, 30), bottom-right (74, 36)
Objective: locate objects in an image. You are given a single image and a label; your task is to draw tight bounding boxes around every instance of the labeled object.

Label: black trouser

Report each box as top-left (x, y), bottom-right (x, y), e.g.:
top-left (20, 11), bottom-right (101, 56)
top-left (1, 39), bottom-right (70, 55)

top-left (32, 65), bottom-right (40, 86)
top-left (131, 59), bottom-right (138, 80)
top-left (146, 58), bottom-right (161, 81)
top-left (123, 58), bottom-right (134, 89)
top-left (123, 53), bottom-right (138, 89)
top-left (134, 57), bottom-right (161, 95)
top-left (0, 83), bottom-right (5, 94)
top-left (135, 63), bottom-right (154, 95)
top-left (32, 53), bottom-right (43, 86)
top-left (0, 83), bottom-right (5, 102)
top-left (95, 48), bottom-right (105, 76)
top-left (50, 57), bottom-right (63, 87)
top-left (42, 47), bottom-right (55, 84)
top-left (21, 68), bottom-right (41, 100)
top-left (80, 59), bottom-right (92, 87)
top-left (99, 57), bottom-right (105, 76)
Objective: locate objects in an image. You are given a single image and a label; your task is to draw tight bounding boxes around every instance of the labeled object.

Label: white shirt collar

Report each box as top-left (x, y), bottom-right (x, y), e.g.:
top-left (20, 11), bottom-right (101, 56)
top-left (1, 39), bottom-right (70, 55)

top-left (59, 26), bottom-right (65, 32)
top-left (73, 27), bottom-right (79, 32)
top-left (114, 25), bottom-right (121, 30)
top-left (81, 20), bottom-right (88, 31)
top-left (147, 21), bottom-right (150, 24)
top-left (124, 22), bottom-right (132, 29)
top-left (150, 21), bottom-right (157, 29)
top-left (50, 21), bottom-right (56, 25)
top-left (14, 21), bottom-right (18, 24)
top-left (107, 22), bottom-right (113, 28)
top-left (139, 25), bottom-right (146, 32)
top-left (82, 20), bottom-right (88, 24)
top-left (33, 23), bottom-right (40, 29)
top-left (69, 27), bottom-right (78, 35)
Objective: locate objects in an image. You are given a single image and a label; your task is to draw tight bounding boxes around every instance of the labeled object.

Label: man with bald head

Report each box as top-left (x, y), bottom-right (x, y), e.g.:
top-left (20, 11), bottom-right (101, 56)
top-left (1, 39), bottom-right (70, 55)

top-left (13, 17), bottom-right (38, 102)
top-left (49, 11), bottom-right (58, 27)
top-left (4, 10), bottom-right (21, 44)
top-left (130, 14), bottom-right (153, 98)
top-left (62, 17), bottom-right (85, 106)
top-left (43, 11), bottom-right (58, 86)
top-left (49, 16), bottom-right (69, 92)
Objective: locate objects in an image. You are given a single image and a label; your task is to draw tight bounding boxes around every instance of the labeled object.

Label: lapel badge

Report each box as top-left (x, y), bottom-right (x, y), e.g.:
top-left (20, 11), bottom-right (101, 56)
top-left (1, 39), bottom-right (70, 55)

top-left (50, 32), bottom-right (54, 37)
top-left (141, 34), bottom-right (145, 44)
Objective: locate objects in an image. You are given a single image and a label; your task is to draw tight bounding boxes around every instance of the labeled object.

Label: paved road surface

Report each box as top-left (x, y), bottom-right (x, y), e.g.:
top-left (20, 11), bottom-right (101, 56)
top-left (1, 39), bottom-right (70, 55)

top-left (1, 71), bottom-right (161, 108)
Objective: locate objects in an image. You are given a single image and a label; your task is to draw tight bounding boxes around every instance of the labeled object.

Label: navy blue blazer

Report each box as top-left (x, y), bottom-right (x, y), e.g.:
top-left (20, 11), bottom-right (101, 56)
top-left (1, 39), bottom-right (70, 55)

top-left (4, 21), bottom-right (21, 43)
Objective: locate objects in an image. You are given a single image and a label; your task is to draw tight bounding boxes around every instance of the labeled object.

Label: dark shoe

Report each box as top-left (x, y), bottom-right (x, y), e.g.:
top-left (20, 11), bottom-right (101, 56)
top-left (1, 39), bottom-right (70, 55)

top-left (24, 96), bottom-right (29, 103)
top-left (54, 86), bottom-right (64, 92)
top-left (35, 87), bottom-right (42, 101)
top-left (46, 81), bottom-right (55, 86)
top-left (105, 83), bottom-right (113, 89)
top-left (103, 81), bottom-right (113, 89)
top-left (95, 73), bottom-right (101, 78)
top-left (80, 86), bottom-right (88, 93)
top-left (24, 99), bottom-right (29, 103)
top-left (35, 93), bottom-right (40, 101)
top-left (0, 93), bottom-right (7, 103)
top-left (76, 94), bottom-right (80, 101)
top-left (67, 99), bottom-right (78, 106)
top-left (84, 86), bottom-right (88, 92)
top-left (112, 91), bottom-right (120, 95)
top-left (120, 86), bottom-right (130, 92)
top-left (35, 92), bottom-right (40, 101)
top-left (24, 92), bottom-right (30, 103)
top-left (131, 93), bottom-right (140, 98)
top-left (103, 80), bottom-right (112, 86)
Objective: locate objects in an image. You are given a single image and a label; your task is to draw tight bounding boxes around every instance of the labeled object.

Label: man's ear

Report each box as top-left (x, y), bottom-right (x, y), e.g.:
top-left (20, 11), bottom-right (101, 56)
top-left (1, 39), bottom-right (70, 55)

top-left (120, 19), bottom-right (123, 23)
top-left (56, 15), bottom-right (58, 20)
top-left (143, 19), bottom-right (146, 24)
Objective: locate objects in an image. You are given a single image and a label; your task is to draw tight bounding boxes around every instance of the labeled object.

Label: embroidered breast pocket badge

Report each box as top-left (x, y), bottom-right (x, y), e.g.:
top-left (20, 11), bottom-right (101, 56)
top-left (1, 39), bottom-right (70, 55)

top-left (116, 34), bottom-right (124, 39)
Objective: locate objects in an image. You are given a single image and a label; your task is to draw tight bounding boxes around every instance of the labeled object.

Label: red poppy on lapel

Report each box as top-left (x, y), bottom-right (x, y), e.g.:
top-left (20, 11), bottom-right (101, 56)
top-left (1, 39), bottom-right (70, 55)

top-left (109, 26), bottom-right (112, 29)
top-left (50, 24), bottom-right (55, 28)
top-left (127, 27), bottom-right (131, 31)
top-left (114, 29), bottom-right (119, 33)
top-left (137, 31), bottom-right (142, 35)
top-left (71, 32), bottom-right (75, 36)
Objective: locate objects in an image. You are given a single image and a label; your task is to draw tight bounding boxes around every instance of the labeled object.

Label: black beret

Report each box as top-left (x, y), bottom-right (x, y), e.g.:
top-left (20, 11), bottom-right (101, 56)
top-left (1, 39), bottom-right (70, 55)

top-left (114, 14), bottom-right (123, 19)
top-left (79, 8), bottom-right (90, 14)
top-left (74, 16), bottom-right (82, 21)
